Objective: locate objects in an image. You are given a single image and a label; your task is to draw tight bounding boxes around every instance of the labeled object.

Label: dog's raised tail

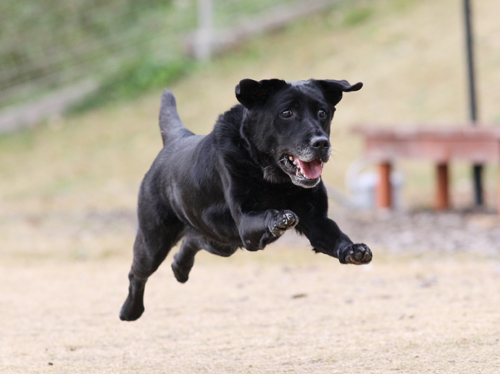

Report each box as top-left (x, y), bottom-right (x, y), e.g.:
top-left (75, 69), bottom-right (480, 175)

top-left (159, 89), bottom-right (191, 145)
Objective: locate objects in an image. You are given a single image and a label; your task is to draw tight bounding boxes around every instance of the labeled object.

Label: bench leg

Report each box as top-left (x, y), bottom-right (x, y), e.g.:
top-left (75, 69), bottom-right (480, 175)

top-left (376, 162), bottom-right (392, 209)
top-left (434, 163), bottom-right (449, 210)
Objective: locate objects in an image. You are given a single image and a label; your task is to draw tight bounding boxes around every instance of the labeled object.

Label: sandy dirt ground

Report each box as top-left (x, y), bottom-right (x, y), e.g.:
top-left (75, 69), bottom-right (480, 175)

top-left (2, 237), bottom-right (500, 374)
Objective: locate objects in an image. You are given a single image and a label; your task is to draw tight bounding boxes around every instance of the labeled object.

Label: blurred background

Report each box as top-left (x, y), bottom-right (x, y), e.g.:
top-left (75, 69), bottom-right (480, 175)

top-left (2, 2), bottom-right (500, 372)
top-left (1, 0), bottom-right (500, 261)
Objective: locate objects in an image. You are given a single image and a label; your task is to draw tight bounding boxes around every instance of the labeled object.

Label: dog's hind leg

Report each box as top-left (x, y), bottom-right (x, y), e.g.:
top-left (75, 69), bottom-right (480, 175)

top-left (120, 222), bottom-right (183, 321)
top-left (171, 237), bottom-right (201, 283)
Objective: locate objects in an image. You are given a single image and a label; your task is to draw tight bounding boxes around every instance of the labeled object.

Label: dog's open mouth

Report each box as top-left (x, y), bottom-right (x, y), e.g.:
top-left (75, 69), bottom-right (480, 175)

top-left (280, 153), bottom-right (325, 186)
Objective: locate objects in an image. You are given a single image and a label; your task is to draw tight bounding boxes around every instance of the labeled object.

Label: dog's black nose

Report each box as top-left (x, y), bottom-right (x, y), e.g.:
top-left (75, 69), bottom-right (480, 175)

top-left (310, 136), bottom-right (330, 150)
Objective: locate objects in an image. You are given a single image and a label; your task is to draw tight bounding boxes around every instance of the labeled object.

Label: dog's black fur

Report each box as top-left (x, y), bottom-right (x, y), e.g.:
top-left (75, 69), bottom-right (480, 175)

top-left (120, 78), bottom-right (372, 321)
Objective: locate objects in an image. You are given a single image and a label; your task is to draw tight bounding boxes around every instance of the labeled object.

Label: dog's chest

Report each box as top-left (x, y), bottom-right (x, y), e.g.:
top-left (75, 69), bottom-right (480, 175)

top-left (236, 182), bottom-right (298, 211)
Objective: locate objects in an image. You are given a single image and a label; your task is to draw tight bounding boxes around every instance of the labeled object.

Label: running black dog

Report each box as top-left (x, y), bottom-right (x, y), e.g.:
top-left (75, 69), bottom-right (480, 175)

top-left (120, 78), bottom-right (372, 321)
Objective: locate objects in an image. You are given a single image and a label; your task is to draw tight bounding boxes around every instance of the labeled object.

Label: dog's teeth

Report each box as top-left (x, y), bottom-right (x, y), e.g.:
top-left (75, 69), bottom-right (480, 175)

top-left (288, 155), bottom-right (293, 161)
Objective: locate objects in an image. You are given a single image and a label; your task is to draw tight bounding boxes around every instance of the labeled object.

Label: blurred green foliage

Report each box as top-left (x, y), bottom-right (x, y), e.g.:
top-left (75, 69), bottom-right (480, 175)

top-left (0, 0), bottom-right (195, 109)
top-left (0, 0), bottom-right (389, 112)
top-left (71, 57), bottom-right (192, 112)
top-left (343, 6), bottom-right (374, 26)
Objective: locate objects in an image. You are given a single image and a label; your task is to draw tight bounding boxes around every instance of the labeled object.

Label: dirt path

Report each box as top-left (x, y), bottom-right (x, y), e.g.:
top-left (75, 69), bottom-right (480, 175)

top-left (2, 247), bottom-right (500, 374)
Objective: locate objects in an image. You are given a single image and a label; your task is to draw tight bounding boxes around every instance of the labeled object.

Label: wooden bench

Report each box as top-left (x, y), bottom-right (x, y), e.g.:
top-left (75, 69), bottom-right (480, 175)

top-left (352, 126), bottom-right (500, 212)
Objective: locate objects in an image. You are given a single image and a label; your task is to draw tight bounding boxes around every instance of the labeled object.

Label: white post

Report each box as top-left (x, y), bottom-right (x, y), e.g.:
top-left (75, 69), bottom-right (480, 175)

top-left (195, 0), bottom-right (214, 61)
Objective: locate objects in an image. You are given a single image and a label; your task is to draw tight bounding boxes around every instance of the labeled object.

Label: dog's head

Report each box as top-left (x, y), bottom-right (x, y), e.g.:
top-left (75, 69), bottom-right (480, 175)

top-left (236, 78), bottom-right (362, 188)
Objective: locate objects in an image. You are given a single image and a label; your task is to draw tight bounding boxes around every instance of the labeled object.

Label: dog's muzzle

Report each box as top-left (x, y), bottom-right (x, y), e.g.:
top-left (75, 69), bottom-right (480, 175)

top-left (278, 135), bottom-right (331, 188)
top-left (286, 155), bottom-right (324, 179)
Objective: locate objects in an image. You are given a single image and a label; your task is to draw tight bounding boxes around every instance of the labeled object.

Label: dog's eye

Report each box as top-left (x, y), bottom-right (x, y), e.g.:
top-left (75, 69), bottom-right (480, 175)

top-left (280, 110), bottom-right (293, 119)
top-left (318, 109), bottom-right (327, 118)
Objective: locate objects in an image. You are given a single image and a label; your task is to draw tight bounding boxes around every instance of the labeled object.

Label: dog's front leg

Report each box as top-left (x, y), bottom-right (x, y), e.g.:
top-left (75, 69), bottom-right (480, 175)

top-left (300, 217), bottom-right (372, 265)
top-left (237, 209), bottom-right (298, 251)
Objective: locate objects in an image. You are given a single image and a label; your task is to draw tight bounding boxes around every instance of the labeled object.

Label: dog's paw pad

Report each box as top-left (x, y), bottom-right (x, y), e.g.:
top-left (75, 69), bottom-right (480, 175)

top-left (270, 210), bottom-right (299, 236)
top-left (276, 211), bottom-right (298, 229)
top-left (343, 243), bottom-right (372, 265)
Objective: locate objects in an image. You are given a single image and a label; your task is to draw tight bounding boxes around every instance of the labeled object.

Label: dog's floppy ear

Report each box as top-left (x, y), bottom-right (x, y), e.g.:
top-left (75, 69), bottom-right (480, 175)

top-left (313, 79), bottom-right (363, 107)
top-left (235, 79), bottom-right (289, 109)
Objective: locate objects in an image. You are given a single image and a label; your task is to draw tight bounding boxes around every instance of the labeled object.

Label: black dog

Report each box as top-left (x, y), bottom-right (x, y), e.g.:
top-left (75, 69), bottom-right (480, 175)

top-left (120, 78), bottom-right (372, 321)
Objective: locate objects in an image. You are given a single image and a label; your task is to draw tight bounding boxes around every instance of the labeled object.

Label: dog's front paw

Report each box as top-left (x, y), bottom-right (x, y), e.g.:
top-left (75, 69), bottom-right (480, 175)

top-left (269, 210), bottom-right (299, 237)
top-left (340, 243), bottom-right (372, 265)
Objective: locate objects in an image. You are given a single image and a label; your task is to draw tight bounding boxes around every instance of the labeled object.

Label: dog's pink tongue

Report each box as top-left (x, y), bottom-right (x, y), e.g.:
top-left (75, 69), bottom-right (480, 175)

top-left (297, 158), bottom-right (323, 179)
